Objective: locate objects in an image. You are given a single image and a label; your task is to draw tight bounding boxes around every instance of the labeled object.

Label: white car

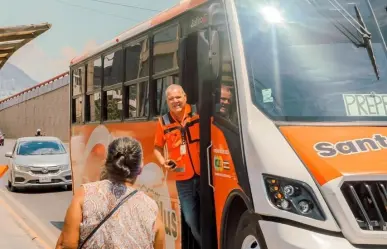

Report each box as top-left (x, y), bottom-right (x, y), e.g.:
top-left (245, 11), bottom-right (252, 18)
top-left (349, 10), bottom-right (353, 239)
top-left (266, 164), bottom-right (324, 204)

top-left (5, 136), bottom-right (72, 192)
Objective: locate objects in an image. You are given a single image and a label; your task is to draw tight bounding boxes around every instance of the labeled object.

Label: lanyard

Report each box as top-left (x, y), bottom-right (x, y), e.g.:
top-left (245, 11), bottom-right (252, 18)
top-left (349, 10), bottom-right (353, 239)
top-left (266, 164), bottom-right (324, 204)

top-left (179, 116), bottom-right (187, 145)
top-left (171, 111), bottom-right (188, 144)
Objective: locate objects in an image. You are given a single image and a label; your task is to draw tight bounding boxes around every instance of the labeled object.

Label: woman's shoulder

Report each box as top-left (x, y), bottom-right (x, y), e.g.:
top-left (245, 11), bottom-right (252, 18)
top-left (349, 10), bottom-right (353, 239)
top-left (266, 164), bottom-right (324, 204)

top-left (81, 179), bottom-right (108, 187)
top-left (135, 190), bottom-right (159, 211)
top-left (81, 180), bottom-right (111, 193)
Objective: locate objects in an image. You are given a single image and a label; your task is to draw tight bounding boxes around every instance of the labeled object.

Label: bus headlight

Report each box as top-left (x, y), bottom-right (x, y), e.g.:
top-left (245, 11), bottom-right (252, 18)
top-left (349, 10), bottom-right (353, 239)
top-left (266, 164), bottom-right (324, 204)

top-left (263, 174), bottom-right (325, 221)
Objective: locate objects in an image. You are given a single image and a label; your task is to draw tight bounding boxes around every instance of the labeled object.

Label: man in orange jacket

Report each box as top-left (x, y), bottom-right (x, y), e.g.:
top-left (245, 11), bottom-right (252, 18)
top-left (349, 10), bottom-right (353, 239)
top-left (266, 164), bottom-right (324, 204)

top-left (153, 84), bottom-right (201, 247)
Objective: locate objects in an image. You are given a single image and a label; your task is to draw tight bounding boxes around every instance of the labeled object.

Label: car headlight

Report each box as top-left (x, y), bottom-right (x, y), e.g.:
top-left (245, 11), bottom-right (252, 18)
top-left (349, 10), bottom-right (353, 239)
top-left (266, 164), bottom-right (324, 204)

top-left (14, 165), bottom-right (30, 172)
top-left (60, 164), bottom-right (70, 170)
top-left (263, 174), bottom-right (325, 221)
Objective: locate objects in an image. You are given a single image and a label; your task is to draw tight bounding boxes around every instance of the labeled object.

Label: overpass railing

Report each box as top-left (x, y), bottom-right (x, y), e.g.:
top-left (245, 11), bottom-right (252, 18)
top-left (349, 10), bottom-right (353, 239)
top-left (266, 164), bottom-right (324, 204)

top-left (0, 72), bottom-right (69, 111)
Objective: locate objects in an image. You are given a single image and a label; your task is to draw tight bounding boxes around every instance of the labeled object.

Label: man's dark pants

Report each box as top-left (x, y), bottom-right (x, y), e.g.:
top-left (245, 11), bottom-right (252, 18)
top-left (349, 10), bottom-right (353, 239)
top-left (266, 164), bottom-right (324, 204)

top-left (176, 174), bottom-right (201, 247)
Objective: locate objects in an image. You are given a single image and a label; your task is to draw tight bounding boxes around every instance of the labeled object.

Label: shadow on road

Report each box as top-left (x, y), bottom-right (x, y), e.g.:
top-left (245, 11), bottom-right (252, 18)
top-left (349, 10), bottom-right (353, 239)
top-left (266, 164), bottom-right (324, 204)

top-left (4, 185), bottom-right (71, 194)
top-left (51, 221), bottom-right (64, 231)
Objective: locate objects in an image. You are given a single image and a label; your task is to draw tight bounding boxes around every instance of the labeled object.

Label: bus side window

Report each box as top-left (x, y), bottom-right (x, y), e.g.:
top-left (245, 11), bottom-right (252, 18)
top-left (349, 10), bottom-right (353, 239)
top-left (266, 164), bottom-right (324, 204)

top-left (123, 37), bottom-right (150, 120)
top-left (154, 75), bottom-right (179, 116)
top-left (214, 31), bottom-right (239, 126)
top-left (124, 81), bottom-right (149, 119)
top-left (103, 49), bottom-right (124, 121)
top-left (71, 67), bottom-right (85, 124)
top-left (153, 25), bottom-right (179, 74)
top-left (152, 24), bottom-right (180, 117)
top-left (85, 58), bottom-right (102, 122)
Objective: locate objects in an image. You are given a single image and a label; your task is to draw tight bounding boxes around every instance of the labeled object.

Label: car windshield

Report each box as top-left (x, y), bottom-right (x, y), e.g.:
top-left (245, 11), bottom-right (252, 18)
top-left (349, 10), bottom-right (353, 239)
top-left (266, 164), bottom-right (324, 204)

top-left (17, 141), bottom-right (66, 156)
top-left (235, 0), bottom-right (387, 122)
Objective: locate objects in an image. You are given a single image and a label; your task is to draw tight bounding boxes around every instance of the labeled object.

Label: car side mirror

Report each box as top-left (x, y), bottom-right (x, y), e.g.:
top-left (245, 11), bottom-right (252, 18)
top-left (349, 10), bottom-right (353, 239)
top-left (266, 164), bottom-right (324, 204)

top-left (5, 152), bottom-right (12, 158)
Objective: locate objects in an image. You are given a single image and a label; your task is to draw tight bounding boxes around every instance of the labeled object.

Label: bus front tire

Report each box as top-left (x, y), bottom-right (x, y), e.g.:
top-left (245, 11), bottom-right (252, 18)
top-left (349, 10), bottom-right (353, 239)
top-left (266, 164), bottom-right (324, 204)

top-left (234, 211), bottom-right (266, 249)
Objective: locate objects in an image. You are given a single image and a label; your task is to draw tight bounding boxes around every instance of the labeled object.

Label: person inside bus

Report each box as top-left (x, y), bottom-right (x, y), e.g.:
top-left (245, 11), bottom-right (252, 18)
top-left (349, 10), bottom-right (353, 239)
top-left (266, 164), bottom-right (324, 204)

top-left (56, 137), bottom-right (165, 249)
top-left (153, 84), bottom-right (202, 247)
top-left (218, 84), bottom-right (233, 118)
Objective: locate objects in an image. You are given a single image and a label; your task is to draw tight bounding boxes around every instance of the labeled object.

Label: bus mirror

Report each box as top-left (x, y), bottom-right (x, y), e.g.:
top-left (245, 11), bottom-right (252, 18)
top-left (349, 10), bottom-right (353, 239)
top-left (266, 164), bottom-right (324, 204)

top-left (206, 2), bottom-right (224, 81)
top-left (197, 31), bottom-right (212, 80)
top-left (179, 34), bottom-right (200, 104)
top-left (208, 3), bottom-right (225, 27)
top-left (209, 30), bottom-right (220, 80)
top-left (179, 29), bottom-right (219, 105)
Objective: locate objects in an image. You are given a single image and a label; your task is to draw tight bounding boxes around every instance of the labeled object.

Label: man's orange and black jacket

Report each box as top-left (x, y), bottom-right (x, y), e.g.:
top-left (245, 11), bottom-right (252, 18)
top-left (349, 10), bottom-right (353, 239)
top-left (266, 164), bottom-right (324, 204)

top-left (154, 104), bottom-right (200, 181)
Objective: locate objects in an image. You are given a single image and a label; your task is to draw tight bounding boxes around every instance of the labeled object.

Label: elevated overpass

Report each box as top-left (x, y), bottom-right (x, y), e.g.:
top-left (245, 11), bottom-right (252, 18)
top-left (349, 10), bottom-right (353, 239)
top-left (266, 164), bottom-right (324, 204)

top-left (0, 23), bottom-right (71, 140)
top-left (0, 72), bottom-right (70, 141)
top-left (0, 23), bottom-right (51, 70)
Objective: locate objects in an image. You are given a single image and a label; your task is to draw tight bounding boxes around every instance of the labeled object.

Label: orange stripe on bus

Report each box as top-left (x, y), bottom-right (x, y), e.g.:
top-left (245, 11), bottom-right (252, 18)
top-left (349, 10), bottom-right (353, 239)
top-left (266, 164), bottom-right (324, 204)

top-left (280, 126), bottom-right (387, 185)
top-left (151, 0), bottom-right (208, 27)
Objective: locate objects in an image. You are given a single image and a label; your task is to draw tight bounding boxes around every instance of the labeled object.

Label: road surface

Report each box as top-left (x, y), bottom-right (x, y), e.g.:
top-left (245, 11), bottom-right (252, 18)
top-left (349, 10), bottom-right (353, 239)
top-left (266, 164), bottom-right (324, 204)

top-left (0, 139), bottom-right (72, 247)
top-left (0, 196), bottom-right (47, 249)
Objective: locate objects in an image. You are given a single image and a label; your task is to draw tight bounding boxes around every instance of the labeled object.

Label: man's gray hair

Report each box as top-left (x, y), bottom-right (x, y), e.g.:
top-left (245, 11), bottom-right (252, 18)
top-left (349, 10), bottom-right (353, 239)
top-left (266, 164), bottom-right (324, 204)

top-left (165, 84), bottom-right (186, 98)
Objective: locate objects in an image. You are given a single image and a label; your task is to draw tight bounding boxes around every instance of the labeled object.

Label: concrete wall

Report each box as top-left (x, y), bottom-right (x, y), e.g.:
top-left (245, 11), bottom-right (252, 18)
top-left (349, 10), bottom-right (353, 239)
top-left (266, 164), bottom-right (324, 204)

top-left (0, 73), bottom-right (70, 142)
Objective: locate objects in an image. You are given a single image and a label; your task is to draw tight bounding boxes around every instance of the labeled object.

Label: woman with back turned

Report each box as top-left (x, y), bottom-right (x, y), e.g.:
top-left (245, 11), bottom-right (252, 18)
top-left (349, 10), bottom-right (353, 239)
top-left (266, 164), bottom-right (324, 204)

top-left (56, 137), bottom-right (165, 249)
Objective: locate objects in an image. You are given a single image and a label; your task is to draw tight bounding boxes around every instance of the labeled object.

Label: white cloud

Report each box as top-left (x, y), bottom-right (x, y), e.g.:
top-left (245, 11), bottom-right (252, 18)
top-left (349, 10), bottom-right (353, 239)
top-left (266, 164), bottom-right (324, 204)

top-left (8, 40), bottom-right (99, 82)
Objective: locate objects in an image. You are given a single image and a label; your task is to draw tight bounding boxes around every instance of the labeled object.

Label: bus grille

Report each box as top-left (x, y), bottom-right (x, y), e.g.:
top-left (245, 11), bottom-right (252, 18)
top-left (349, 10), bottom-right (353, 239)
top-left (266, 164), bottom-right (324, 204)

top-left (341, 181), bottom-right (387, 231)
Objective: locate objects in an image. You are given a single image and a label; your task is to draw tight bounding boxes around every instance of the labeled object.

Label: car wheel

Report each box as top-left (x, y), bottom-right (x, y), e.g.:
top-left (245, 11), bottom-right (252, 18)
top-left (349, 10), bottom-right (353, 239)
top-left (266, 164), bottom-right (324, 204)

top-left (8, 180), bottom-right (16, 192)
top-left (62, 184), bottom-right (72, 191)
top-left (234, 211), bottom-right (267, 249)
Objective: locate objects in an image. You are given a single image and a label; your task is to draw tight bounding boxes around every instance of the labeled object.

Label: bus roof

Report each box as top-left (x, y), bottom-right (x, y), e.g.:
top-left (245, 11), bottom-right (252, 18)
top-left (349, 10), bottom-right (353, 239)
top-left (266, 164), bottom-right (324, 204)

top-left (70, 0), bottom-right (207, 66)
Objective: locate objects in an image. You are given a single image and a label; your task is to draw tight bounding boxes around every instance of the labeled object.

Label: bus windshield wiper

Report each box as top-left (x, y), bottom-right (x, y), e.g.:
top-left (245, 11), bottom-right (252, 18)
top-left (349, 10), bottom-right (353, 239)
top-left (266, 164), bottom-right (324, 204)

top-left (312, 0), bottom-right (380, 80)
top-left (353, 4), bottom-right (380, 80)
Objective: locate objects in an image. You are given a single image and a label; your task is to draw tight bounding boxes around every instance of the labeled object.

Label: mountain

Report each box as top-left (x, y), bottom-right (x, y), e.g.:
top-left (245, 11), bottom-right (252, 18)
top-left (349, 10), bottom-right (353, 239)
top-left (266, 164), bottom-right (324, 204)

top-left (0, 63), bottom-right (37, 100)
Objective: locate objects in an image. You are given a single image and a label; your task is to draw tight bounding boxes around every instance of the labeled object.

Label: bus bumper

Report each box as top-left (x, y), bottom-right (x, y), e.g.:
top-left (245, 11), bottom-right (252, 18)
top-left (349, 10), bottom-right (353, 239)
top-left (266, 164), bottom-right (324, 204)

top-left (259, 220), bottom-right (370, 249)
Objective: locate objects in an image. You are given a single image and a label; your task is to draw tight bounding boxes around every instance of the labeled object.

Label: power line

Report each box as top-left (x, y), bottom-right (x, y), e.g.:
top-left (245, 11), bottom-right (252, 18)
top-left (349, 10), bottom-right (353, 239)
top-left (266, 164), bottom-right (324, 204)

top-left (55, 0), bottom-right (140, 22)
top-left (84, 0), bottom-right (162, 12)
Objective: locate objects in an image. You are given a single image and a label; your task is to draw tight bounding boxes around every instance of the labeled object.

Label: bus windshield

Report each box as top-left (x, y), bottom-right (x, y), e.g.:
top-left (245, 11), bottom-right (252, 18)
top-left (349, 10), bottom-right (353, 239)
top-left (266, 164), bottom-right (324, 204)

top-left (235, 0), bottom-right (387, 122)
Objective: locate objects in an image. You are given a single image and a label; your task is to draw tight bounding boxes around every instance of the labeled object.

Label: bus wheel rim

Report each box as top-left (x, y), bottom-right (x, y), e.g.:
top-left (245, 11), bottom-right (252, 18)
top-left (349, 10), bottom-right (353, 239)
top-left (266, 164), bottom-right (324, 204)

top-left (241, 235), bottom-right (259, 249)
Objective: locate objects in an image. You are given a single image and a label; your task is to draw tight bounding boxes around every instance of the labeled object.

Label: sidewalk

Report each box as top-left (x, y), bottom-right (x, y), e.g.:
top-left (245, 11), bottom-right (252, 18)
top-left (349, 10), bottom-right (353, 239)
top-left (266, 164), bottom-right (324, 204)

top-left (0, 198), bottom-right (47, 249)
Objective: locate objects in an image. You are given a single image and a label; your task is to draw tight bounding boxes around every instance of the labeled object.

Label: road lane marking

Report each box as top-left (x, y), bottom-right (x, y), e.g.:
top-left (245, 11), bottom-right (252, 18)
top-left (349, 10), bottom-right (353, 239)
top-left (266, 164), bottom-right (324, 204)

top-left (0, 198), bottom-right (51, 249)
top-left (0, 189), bottom-right (59, 248)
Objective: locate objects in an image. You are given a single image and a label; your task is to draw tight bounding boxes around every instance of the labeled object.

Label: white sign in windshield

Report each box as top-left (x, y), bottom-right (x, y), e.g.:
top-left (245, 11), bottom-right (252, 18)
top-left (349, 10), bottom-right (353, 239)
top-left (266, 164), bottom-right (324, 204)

top-left (262, 88), bottom-right (274, 103)
top-left (343, 93), bottom-right (387, 116)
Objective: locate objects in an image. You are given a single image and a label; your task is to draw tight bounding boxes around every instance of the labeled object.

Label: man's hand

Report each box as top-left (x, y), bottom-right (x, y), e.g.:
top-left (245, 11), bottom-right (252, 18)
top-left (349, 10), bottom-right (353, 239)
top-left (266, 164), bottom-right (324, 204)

top-left (164, 159), bottom-right (177, 171)
top-left (154, 147), bottom-right (177, 171)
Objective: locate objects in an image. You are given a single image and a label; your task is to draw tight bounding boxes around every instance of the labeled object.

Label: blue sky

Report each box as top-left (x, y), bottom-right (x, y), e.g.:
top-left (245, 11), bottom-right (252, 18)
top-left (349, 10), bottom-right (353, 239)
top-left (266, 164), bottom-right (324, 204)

top-left (1, 0), bottom-right (180, 81)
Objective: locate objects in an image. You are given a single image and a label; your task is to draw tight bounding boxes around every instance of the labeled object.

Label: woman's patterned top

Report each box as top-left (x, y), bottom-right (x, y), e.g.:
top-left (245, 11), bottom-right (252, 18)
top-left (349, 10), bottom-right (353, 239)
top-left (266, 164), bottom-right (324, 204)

top-left (79, 179), bottom-right (159, 249)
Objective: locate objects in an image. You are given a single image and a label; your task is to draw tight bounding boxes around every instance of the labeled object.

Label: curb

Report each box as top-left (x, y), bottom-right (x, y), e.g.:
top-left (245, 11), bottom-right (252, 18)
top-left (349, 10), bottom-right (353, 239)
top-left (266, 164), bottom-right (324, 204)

top-left (0, 188), bottom-right (58, 248)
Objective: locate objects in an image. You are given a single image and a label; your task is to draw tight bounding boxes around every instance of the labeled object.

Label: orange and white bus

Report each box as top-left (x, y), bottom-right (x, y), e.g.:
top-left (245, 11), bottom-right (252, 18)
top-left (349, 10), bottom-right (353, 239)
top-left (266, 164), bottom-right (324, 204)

top-left (69, 0), bottom-right (387, 248)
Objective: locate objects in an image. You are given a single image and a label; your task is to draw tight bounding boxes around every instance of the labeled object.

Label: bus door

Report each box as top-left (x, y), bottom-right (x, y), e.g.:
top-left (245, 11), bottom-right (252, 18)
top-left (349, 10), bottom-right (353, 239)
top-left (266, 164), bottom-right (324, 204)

top-left (179, 2), bottom-right (247, 249)
top-left (179, 4), bottom-right (220, 249)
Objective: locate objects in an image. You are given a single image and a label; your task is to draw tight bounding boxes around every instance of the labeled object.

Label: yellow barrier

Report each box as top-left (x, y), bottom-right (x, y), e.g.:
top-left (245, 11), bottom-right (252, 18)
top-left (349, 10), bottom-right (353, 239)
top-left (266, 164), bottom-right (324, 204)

top-left (0, 165), bottom-right (8, 178)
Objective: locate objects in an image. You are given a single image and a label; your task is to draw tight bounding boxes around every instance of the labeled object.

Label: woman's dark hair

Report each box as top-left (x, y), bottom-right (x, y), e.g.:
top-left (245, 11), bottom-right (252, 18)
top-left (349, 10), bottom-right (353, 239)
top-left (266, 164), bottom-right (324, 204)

top-left (105, 137), bottom-right (143, 183)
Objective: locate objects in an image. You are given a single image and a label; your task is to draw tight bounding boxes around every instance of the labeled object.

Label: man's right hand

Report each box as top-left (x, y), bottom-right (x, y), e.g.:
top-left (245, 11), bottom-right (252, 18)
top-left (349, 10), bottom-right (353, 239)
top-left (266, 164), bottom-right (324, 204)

top-left (164, 159), bottom-right (177, 171)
